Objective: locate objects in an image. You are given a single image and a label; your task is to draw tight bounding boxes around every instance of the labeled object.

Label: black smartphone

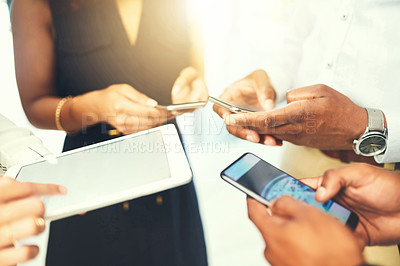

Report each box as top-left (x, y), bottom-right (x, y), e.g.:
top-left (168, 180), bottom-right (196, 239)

top-left (221, 153), bottom-right (359, 230)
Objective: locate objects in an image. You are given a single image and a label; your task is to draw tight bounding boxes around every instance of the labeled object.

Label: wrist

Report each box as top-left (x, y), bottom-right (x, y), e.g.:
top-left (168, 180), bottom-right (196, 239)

top-left (63, 92), bottom-right (102, 133)
top-left (352, 107), bottom-right (368, 141)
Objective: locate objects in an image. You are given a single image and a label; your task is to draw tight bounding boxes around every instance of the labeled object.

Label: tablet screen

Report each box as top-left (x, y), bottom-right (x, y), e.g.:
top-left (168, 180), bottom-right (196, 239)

top-left (15, 130), bottom-right (171, 218)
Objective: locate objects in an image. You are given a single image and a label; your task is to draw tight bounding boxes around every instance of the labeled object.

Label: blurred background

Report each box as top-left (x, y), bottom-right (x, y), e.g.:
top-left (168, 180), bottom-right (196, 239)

top-left (0, 0), bottom-right (294, 265)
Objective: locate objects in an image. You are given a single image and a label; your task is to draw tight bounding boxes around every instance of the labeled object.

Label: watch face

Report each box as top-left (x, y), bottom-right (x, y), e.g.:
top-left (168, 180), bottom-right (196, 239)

top-left (358, 135), bottom-right (387, 156)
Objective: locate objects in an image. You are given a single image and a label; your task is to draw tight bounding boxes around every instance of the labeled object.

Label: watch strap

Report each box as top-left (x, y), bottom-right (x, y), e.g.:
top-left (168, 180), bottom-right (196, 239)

top-left (366, 108), bottom-right (385, 132)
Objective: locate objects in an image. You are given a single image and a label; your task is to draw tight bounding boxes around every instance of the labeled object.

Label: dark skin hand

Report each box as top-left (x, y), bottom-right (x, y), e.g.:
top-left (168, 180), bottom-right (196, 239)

top-left (11, 0), bottom-right (207, 135)
top-left (247, 196), bottom-right (364, 266)
top-left (224, 84), bottom-right (369, 149)
top-left (302, 164), bottom-right (400, 246)
top-left (213, 69), bottom-right (282, 146)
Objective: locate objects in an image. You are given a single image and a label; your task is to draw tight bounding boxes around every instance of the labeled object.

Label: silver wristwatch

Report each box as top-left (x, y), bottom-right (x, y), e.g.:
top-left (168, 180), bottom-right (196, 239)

top-left (353, 108), bottom-right (388, 156)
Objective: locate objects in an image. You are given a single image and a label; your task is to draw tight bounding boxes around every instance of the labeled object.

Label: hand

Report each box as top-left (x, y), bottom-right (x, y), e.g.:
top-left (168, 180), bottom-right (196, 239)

top-left (225, 84), bottom-right (367, 149)
top-left (0, 177), bottom-right (67, 266)
top-left (247, 196), bottom-right (364, 266)
top-left (78, 84), bottom-right (174, 135)
top-left (302, 164), bottom-right (400, 246)
top-left (213, 69), bottom-right (280, 145)
top-left (171, 67), bottom-right (209, 104)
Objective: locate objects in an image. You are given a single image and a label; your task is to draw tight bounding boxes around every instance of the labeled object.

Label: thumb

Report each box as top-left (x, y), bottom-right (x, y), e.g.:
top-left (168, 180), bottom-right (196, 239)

top-left (315, 169), bottom-right (347, 202)
top-left (270, 196), bottom-right (304, 218)
top-left (172, 67), bottom-right (198, 96)
top-left (247, 197), bottom-right (279, 241)
top-left (300, 176), bottom-right (323, 190)
top-left (119, 84), bottom-right (158, 107)
top-left (251, 69), bottom-right (276, 110)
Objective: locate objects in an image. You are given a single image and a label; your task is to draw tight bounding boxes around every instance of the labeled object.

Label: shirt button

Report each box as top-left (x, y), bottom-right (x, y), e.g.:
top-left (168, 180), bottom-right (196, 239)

top-left (341, 14), bottom-right (349, 21)
top-left (326, 63), bottom-right (333, 69)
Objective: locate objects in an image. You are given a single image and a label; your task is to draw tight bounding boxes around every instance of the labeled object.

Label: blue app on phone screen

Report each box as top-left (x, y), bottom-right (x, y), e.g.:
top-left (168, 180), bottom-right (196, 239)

top-left (221, 153), bottom-right (359, 229)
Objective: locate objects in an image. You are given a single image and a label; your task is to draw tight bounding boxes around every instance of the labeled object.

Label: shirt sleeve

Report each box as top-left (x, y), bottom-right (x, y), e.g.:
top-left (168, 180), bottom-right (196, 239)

top-left (0, 114), bottom-right (53, 175)
top-left (263, 0), bottom-right (316, 103)
top-left (375, 108), bottom-right (400, 163)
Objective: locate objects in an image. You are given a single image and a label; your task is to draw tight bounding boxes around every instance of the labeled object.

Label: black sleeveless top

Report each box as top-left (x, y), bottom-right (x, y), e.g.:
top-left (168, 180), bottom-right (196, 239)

top-left (46, 1), bottom-right (207, 265)
top-left (51, 0), bottom-right (190, 106)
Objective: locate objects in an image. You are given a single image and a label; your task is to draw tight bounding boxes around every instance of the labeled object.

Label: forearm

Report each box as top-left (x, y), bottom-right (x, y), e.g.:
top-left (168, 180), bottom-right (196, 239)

top-left (26, 91), bottom-right (102, 133)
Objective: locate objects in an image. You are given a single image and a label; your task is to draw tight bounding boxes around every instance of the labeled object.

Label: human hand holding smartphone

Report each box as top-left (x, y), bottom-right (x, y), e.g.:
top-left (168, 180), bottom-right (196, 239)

top-left (221, 153), bottom-right (359, 229)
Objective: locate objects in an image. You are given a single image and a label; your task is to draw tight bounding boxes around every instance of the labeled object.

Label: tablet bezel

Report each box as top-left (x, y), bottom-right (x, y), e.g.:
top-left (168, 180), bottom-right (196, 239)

top-left (6, 124), bottom-right (192, 221)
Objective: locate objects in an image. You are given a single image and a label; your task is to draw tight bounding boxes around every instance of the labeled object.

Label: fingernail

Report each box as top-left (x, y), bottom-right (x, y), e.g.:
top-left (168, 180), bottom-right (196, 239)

top-left (264, 99), bottom-right (274, 110)
top-left (246, 135), bottom-right (258, 142)
top-left (315, 187), bottom-right (326, 200)
top-left (264, 138), bottom-right (273, 145)
top-left (59, 185), bottom-right (68, 195)
top-left (147, 99), bottom-right (158, 107)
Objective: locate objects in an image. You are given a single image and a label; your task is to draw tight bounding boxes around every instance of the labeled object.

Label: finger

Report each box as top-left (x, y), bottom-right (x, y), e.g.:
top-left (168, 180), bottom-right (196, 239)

top-left (213, 104), bottom-right (232, 119)
top-left (115, 100), bottom-right (171, 118)
top-left (114, 114), bottom-right (171, 135)
top-left (172, 67), bottom-right (198, 96)
top-left (316, 164), bottom-right (375, 202)
top-left (0, 197), bottom-right (45, 225)
top-left (0, 245), bottom-right (39, 266)
top-left (0, 183), bottom-right (66, 203)
top-left (247, 197), bottom-right (279, 241)
top-left (224, 107), bottom-right (294, 128)
top-left (299, 177), bottom-right (323, 190)
top-left (0, 217), bottom-right (46, 247)
top-left (0, 177), bottom-right (16, 187)
top-left (226, 125), bottom-right (260, 143)
top-left (259, 135), bottom-right (283, 146)
top-left (315, 169), bottom-right (349, 202)
top-left (286, 84), bottom-right (328, 104)
top-left (24, 183), bottom-right (67, 196)
top-left (117, 84), bottom-right (158, 107)
top-left (270, 196), bottom-right (306, 218)
top-left (251, 69), bottom-right (276, 110)
top-left (225, 104), bottom-right (310, 135)
top-left (190, 78), bottom-right (209, 101)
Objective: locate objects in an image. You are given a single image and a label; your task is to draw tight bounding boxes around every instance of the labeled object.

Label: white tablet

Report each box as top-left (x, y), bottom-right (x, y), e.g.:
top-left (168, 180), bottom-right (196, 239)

top-left (6, 124), bottom-right (192, 221)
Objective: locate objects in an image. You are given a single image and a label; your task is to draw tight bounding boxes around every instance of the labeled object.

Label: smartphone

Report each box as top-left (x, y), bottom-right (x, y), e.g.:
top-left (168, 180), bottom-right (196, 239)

top-left (221, 153), bottom-right (359, 230)
top-left (156, 101), bottom-right (207, 111)
top-left (208, 96), bottom-right (262, 113)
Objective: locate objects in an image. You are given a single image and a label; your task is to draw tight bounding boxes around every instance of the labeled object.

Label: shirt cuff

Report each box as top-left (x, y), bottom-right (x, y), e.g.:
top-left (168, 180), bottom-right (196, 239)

top-left (375, 108), bottom-right (400, 163)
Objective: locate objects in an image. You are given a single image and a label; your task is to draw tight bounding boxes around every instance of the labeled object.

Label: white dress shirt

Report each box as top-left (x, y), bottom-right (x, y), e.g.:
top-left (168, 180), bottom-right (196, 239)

top-left (0, 114), bottom-right (52, 175)
top-left (265, 0), bottom-right (400, 163)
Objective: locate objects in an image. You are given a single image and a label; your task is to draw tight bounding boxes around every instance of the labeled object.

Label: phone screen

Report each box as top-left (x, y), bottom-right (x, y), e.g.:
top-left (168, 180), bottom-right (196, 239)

top-left (221, 153), bottom-right (358, 228)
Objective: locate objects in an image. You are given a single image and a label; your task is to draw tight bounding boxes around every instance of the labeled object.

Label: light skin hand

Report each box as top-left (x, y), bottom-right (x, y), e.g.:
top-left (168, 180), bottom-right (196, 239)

top-left (68, 84), bottom-right (174, 135)
top-left (171, 67), bottom-right (209, 104)
top-left (247, 196), bottom-right (364, 266)
top-left (0, 177), bottom-right (67, 266)
top-left (213, 69), bottom-right (280, 145)
top-left (225, 84), bottom-right (368, 149)
top-left (302, 164), bottom-right (400, 246)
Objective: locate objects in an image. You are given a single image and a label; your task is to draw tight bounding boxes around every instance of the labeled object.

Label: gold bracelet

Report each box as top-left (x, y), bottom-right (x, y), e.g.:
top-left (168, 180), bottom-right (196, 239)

top-left (55, 96), bottom-right (73, 131)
